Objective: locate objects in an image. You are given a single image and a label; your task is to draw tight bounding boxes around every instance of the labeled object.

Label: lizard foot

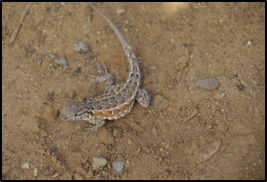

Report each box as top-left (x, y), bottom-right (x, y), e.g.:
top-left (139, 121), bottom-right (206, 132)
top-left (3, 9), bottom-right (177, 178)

top-left (136, 88), bottom-right (157, 117)
top-left (84, 118), bottom-right (106, 138)
top-left (84, 65), bottom-right (114, 91)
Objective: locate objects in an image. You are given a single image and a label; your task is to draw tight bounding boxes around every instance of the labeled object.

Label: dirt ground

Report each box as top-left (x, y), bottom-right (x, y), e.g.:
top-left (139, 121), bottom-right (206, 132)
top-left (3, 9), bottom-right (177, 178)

top-left (2, 2), bottom-right (265, 180)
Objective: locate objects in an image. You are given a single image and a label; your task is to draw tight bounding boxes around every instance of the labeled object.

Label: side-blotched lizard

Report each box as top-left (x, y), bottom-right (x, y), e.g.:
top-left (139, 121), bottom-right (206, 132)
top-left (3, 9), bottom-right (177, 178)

top-left (61, 2), bottom-right (155, 136)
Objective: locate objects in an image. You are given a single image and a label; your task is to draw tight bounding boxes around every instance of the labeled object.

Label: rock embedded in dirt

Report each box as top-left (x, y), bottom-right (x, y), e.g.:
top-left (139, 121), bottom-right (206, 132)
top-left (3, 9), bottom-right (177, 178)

top-left (102, 170), bottom-right (108, 178)
top-left (195, 78), bottom-right (220, 90)
top-left (36, 59), bottom-right (42, 65)
top-left (116, 8), bottom-right (125, 14)
top-left (92, 157), bottom-right (108, 170)
top-left (73, 42), bottom-right (90, 53)
top-left (33, 167), bottom-right (39, 177)
top-left (112, 161), bottom-right (124, 172)
top-left (150, 65), bottom-right (157, 70)
top-left (21, 162), bottom-right (30, 169)
top-left (55, 56), bottom-right (68, 71)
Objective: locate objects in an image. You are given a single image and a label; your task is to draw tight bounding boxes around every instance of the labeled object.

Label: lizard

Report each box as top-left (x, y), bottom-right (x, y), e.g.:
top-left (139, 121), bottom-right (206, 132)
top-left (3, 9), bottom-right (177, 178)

top-left (61, 2), bottom-right (156, 137)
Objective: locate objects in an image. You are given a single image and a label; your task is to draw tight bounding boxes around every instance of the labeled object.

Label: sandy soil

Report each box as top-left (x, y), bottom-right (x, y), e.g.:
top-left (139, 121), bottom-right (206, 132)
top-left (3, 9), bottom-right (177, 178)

top-left (2, 2), bottom-right (265, 180)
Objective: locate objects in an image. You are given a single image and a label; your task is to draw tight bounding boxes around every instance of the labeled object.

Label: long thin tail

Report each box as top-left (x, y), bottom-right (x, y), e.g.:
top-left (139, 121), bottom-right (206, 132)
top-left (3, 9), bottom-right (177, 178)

top-left (87, 2), bottom-right (129, 52)
top-left (87, 2), bottom-right (141, 80)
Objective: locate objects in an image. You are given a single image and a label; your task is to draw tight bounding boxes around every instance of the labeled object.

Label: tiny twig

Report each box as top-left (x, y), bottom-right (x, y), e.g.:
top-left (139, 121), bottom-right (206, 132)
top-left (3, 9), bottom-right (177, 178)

top-left (54, 98), bottom-right (76, 102)
top-left (183, 108), bottom-right (198, 124)
top-left (9, 2), bottom-right (32, 44)
top-left (196, 141), bottom-right (221, 164)
top-left (87, 5), bottom-right (92, 23)
top-left (183, 99), bottom-right (208, 124)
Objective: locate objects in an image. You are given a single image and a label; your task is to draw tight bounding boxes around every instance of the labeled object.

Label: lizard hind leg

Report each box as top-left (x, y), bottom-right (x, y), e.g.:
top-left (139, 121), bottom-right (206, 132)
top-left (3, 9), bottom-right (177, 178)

top-left (136, 88), bottom-right (157, 117)
top-left (84, 62), bottom-right (115, 91)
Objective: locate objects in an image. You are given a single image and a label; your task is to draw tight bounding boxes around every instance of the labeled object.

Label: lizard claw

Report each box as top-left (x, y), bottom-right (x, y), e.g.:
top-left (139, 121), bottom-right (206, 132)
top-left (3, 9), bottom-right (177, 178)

top-left (84, 118), bottom-right (106, 138)
top-left (150, 106), bottom-right (157, 117)
top-left (84, 126), bottom-right (99, 138)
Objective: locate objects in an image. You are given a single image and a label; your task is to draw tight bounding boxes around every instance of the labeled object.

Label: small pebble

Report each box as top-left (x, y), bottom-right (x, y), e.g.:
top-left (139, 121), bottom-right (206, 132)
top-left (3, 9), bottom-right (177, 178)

top-left (127, 139), bottom-right (133, 144)
top-left (48, 53), bottom-right (56, 59)
top-left (51, 173), bottom-right (60, 179)
top-left (37, 34), bottom-right (46, 44)
top-left (33, 167), bottom-right (39, 177)
top-left (36, 59), bottom-right (42, 65)
top-left (73, 67), bottom-right (81, 76)
top-left (150, 65), bottom-right (157, 70)
top-left (237, 84), bottom-right (245, 90)
top-left (82, 75), bottom-right (87, 81)
top-left (22, 162), bottom-right (30, 169)
top-left (116, 8), bottom-right (125, 14)
top-left (113, 128), bottom-right (118, 137)
top-left (112, 161), bottom-right (124, 172)
top-left (73, 42), bottom-right (90, 53)
top-left (195, 78), bottom-right (220, 90)
top-left (75, 4), bottom-right (80, 8)
top-left (141, 6), bottom-right (145, 11)
top-left (129, 23), bottom-right (135, 27)
top-left (115, 23), bottom-right (122, 28)
top-left (135, 148), bottom-right (141, 155)
top-left (92, 157), bottom-right (108, 170)
top-left (55, 56), bottom-right (68, 70)
top-left (124, 19), bottom-right (129, 25)
top-left (207, 125), bottom-right (213, 130)
top-left (102, 170), bottom-right (108, 178)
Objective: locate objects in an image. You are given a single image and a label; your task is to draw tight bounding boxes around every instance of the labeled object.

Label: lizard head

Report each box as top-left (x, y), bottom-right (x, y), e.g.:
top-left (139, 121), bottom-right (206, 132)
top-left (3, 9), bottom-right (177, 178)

top-left (61, 101), bottom-right (92, 121)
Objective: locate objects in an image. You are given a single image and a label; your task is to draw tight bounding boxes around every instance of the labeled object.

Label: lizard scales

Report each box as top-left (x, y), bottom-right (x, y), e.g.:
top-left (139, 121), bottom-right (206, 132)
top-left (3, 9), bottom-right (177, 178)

top-left (61, 2), bottom-right (154, 135)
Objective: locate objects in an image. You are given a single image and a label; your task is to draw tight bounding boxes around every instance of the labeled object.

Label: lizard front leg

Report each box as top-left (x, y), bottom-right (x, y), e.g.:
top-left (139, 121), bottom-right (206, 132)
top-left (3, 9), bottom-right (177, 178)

top-left (84, 117), bottom-right (106, 138)
top-left (61, 101), bottom-right (106, 137)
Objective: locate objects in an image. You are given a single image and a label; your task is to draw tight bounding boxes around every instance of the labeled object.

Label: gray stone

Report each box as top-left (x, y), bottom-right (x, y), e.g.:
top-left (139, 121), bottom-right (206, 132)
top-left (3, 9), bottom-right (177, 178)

top-left (196, 78), bottom-right (220, 90)
top-left (112, 161), bottom-right (124, 172)
top-left (93, 157), bottom-right (108, 170)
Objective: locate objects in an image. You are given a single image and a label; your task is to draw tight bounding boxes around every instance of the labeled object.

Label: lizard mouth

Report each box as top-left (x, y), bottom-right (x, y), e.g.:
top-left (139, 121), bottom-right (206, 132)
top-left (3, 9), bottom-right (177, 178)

top-left (61, 101), bottom-right (86, 121)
